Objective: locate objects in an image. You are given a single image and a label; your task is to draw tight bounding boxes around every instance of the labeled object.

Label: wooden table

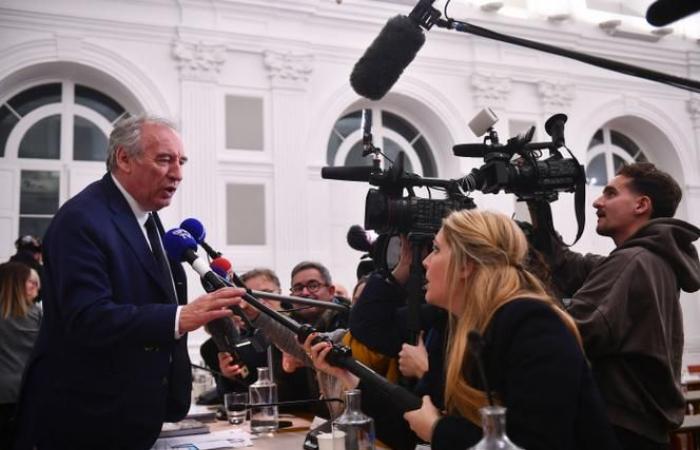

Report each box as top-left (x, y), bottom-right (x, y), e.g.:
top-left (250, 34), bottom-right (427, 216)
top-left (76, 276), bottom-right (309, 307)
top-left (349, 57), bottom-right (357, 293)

top-left (673, 414), bottom-right (700, 450)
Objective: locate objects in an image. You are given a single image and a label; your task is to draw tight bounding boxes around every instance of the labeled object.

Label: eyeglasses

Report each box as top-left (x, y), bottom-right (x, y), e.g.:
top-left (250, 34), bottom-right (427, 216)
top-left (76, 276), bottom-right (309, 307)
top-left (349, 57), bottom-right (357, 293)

top-left (290, 280), bottom-right (327, 295)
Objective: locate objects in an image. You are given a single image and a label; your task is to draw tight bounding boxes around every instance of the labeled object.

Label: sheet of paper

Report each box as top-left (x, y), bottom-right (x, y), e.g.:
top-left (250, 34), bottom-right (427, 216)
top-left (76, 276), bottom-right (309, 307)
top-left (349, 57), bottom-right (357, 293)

top-left (152, 428), bottom-right (253, 449)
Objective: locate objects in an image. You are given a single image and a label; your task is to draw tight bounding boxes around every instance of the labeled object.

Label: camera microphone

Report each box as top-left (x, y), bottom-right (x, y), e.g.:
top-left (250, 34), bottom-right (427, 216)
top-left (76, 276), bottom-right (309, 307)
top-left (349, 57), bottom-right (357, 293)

top-left (347, 224), bottom-right (374, 253)
top-left (321, 165), bottom-right (375, 182)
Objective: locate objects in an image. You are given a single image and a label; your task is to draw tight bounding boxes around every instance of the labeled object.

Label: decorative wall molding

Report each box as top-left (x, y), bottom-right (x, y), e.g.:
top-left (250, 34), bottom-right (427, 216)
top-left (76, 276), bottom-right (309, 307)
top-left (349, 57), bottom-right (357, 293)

top-left (172, 39), bottom-right (226, 82)
top-left (538, 80), bottom-right (576, 113)
top-left (471, 73), bottom-right (511, 108)
top-left (263, 50), bottom-right (313, 89)
top-left (688, 96), bottom-right (700, 128)
top-left (54, 33), bottom-right (84, 60)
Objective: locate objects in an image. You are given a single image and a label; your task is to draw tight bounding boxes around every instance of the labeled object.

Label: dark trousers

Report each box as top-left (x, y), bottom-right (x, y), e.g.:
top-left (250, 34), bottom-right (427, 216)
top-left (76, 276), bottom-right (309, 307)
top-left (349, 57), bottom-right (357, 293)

top-left (614, 426), bottom-right (669, 450)
top-left (0, 403), bottom-right (17, 450)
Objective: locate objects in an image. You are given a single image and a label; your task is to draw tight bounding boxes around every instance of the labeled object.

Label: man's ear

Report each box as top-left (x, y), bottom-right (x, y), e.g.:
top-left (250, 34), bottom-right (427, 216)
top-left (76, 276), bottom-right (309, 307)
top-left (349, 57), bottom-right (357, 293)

top-left (635, 195), bottom-right (652, 218)
top-left (327, 284), bottom-right (336, 298)
top-left (115, 146), bottom-right (132, 173)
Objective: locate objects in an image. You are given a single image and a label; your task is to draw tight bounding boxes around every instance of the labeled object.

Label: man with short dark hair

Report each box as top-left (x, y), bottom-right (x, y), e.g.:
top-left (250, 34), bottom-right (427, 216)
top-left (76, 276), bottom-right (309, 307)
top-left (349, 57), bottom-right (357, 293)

top-left (290, 261), bottom-right (349, 332)
top-left (533, 162), bottom-right (700, 450)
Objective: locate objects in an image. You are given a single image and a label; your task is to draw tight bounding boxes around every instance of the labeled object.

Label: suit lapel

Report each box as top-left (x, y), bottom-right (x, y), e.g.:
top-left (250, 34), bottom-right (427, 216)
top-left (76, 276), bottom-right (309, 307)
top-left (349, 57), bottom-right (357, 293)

top-left (101, 174), bottom-right (174, 303)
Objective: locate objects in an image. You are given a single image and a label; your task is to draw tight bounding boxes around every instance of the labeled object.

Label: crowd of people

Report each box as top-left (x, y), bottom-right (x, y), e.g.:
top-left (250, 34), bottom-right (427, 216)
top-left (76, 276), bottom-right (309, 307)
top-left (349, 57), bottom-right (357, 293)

top-left (0, 114), bottom-right (698, 450)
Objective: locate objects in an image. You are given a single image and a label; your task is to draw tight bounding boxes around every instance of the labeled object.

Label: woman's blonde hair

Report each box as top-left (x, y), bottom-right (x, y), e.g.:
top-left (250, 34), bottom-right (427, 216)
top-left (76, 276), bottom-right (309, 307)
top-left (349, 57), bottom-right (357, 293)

top-left (439, 209), bottom-right (580, 424)
top-left (0, 262), bottom-right (35, 319)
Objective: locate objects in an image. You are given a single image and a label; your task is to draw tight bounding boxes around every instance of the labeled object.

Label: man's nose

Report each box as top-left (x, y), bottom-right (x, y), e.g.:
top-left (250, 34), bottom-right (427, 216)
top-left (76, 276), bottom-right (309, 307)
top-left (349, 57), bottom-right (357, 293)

top-left (592, 195), bottom-right (603, 209)
top-left (169, 161), bottom-right (184, 181)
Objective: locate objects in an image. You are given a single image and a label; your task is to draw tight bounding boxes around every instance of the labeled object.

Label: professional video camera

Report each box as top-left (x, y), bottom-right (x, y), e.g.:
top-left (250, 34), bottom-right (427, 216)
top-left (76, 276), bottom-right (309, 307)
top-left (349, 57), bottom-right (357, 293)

top-left (455, 108), bottom-right (586, 244)
top-left (456, 108), bottom-right (585, 202)
top-left (323, 110), bottom-right (476, 237)
top-left (322, 110), bottom-right (475, 270)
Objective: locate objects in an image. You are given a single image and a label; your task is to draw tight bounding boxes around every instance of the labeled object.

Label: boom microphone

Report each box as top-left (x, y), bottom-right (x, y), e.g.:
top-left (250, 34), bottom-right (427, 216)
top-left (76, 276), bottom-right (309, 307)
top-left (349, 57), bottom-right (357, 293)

top-left (646, 0), bottom-right (700, 26)
top-left (349, 14), bottom-right (426, 100)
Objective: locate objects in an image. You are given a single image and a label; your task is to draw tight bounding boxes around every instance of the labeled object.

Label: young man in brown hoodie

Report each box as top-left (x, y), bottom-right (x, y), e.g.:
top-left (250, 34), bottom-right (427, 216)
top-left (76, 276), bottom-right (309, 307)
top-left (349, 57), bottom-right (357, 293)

top-left (532, 162), bottom-right (700, 450)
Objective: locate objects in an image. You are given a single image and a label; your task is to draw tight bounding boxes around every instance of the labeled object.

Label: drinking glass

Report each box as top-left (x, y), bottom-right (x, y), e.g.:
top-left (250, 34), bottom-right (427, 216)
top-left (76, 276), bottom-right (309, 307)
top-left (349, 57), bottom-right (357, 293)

top-left (224, 392), bottom-right (249, 425)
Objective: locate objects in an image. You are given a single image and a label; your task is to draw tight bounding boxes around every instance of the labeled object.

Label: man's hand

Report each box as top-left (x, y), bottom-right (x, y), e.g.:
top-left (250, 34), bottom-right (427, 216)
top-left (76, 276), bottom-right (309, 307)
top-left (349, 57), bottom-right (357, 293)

top-left (281, 352), bottom-right (304, 373)
top-left (218, 352), bottom-right (246, 379)
top-left (178, 287), bottom-right (245, 334)
top-left (398, 333), bottom-right (429, 378)
top-left (403, 395), bottom-right (440, 442)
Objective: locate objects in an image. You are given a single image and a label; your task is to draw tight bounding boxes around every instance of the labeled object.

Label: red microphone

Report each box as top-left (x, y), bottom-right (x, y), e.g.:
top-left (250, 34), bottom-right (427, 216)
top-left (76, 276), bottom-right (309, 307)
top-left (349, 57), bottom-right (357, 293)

top-left (210, 256), bottom-right (233, 281)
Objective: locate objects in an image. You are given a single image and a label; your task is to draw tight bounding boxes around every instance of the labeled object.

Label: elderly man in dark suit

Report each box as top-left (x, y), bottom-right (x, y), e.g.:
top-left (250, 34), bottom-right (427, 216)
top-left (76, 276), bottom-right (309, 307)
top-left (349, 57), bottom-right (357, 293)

top-left (13, 115), bottom-right (243, 450)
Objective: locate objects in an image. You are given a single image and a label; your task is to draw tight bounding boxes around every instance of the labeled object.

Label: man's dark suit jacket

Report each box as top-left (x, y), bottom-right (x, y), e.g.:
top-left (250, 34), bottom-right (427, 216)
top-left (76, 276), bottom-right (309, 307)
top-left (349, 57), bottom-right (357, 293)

top-left (14, 174), bottom-right (191, 450)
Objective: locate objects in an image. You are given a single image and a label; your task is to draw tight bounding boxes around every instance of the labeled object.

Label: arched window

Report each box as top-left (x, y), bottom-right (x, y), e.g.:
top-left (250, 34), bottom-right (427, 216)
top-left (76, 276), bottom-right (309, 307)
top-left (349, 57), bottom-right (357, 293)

top-left (0, 81), bottom-right (126, 238)
top-left (586, 126), bottom-right (647, 187)
top-left (326, 108), bottom-right (437, 177)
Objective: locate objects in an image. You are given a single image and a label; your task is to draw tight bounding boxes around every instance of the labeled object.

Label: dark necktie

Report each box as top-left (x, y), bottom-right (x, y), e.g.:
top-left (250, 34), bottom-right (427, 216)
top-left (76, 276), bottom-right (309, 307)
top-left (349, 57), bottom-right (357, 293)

top-left (145, 213), bottom-right (177, 304)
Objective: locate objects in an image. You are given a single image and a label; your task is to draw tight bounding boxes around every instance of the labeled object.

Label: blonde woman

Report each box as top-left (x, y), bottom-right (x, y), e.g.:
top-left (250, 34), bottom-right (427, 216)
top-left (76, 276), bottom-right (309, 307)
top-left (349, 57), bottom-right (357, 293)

top-left (305, 209), bottom-right (619, 450)
top-left (0, 262), bottom-right (42, 448)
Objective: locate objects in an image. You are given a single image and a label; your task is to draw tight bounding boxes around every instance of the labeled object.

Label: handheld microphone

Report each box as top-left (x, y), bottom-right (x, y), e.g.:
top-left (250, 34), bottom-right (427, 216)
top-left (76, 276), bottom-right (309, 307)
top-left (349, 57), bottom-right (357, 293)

top-left (169, 229), bottom-right (420, 413)
top-left (350, 15), bottom-right (426, 100)
top-left (163, 228), bottom-right (257, 384)
top-left (210, 256), bottom-right (233, 280)
top-left (181, 219), bottom-right (252, 288)
top-left (180, 218), bottom-right (222, 259)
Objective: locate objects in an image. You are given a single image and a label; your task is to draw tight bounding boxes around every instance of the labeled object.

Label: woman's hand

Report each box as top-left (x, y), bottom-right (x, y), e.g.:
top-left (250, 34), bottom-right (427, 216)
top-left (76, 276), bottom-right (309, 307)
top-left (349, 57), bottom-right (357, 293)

top-left (303, 333), bottom-right (359, 391)
top-left (217, 352), bottom-right (246, 379)
top-left (398, 333), bottom-right (429, 378)
top-left (403, 395), bottom-right (441, 442)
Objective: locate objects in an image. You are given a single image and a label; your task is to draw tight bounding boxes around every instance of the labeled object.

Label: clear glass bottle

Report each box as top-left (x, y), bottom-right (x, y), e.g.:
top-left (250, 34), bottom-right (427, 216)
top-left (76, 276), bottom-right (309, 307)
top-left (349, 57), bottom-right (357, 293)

top-left (333, 389), bottom-right (375, 450)
top-left (469, 406), bottom-right (523, 450)
top-left (248, 367), bottom-right (278, 434)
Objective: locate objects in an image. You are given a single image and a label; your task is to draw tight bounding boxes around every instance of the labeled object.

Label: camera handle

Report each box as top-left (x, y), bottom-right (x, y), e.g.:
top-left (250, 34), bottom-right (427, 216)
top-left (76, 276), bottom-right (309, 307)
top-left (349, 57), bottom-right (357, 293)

top-left (395, 232), bottom-right (433, 390)
top-left (405, 232), bottom-right (433, 346)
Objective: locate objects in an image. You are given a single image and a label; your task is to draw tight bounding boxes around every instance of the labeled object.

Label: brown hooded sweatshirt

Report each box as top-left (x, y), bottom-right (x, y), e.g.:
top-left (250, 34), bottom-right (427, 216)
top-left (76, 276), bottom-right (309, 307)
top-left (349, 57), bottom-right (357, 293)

top-left (550, 218), bottom-right (700, 443)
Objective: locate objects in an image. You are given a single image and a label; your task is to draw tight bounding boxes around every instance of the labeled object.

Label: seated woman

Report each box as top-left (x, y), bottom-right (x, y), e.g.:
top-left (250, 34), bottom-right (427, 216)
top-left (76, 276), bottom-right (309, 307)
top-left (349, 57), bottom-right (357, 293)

top-left (305, 209), bottom-right (619, 450)
top-left (0, 262), bottom-right (42, 449)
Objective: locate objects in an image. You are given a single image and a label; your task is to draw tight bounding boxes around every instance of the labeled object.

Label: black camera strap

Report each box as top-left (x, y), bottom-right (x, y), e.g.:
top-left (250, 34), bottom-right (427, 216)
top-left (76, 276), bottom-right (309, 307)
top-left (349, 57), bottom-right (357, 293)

top-left (565, 146), bottom-right (586, 246)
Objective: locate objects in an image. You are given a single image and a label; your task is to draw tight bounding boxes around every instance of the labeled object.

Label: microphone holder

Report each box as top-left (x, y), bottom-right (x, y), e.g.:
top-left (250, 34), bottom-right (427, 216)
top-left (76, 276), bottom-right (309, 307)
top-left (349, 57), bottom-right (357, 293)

top-left (250, 290), bottom-right (350, 313)
top-left (433, 17), bottom-right (700, 93)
